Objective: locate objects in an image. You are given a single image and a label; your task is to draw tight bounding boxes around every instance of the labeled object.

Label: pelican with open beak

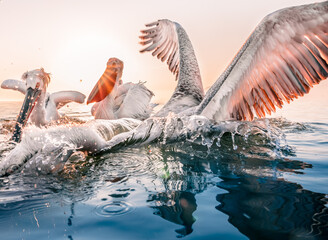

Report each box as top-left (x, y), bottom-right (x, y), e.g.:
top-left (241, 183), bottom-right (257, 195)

top-left (1, 68), bottom-right (86, 142)
top-left (87, 58), bottom-right (154, 120)
top-left (11, 69), bottom-right (48, 142)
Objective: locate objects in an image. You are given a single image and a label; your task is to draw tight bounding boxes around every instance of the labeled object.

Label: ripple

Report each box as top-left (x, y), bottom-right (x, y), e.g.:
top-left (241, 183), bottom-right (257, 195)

top-left (0, 201), bottom-right (25, 211)
top-left (95, 201), bottom-right (133, 217)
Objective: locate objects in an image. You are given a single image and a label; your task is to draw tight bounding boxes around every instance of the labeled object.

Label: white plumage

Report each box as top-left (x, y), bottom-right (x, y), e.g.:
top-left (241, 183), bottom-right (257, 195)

top-left (140, 2), bottom-right (328, 122)
top-left (0, 118), bottom-right (141, 175)
top-left (140, 19), bottom-right (204, 117)
top-left (140, 20), bottom-right (180, 77)
top-left (196, 2), bottom-right (328, 121)
top-left (1, 69), bottom-right (86, 126)
top-left (87, 58), bottom-right (154, 120)
top-left (91, 82), bottom-right (154, 120)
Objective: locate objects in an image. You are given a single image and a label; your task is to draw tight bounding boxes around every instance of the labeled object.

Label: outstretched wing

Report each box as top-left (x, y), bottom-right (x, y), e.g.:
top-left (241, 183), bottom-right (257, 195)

top-left (115, 82), bottom-right (154, 120)
top-left (140, 19), bottom-right (204, 116)
top-left (1, 79), bottom-right (27, 95)
top-left (50, 91), bottom-right (86, 109)
top-left (196, 2), bottom-right (328, 122)
top-left (140, 20), bottom-right (180, 77)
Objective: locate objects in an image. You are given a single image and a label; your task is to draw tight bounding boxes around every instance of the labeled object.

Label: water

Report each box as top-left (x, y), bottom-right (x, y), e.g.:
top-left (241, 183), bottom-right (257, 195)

top-left (0, 101), bottom-right (327, 240)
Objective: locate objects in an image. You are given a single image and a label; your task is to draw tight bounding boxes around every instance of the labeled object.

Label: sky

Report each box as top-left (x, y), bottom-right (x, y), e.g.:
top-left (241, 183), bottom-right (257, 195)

top-left (0, 0), bottom-right (327, 118)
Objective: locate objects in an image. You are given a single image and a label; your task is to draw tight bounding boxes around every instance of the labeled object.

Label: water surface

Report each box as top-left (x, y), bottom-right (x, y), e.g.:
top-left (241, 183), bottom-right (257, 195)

top-left (0, 101), bottom-right (327, 240)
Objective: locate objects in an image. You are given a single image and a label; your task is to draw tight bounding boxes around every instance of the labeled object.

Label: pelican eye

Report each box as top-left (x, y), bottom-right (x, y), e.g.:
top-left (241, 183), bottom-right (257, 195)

top-left (22, 72), bottom-right (28, 79)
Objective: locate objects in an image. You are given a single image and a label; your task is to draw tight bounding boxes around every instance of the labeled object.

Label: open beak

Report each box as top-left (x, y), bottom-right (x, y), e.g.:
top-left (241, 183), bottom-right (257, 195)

top-left (87, 67), bottom-right (118, 104)
top-left (12, 87), bottom-right (41, 143)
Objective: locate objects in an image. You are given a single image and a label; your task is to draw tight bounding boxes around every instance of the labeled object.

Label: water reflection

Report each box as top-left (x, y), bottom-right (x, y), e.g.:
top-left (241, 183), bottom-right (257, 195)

top-left (149, 191), bottom-right (197, 237)
top-left (146, 147), bottom-right (328, 239)
top-left (0, 144), bottom-right (327, 239)
top-left (68, 203), bottom-right (74, 226)
top-left (216, 175), bottom-right (328, 240)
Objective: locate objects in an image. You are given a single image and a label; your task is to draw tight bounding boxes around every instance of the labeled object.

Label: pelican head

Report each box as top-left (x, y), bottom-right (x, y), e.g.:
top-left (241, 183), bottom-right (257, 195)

top-left (107, 58), bottom-right (124, 80)
top-left (12, 68), bottom-right (50, 142)
top-left (87, 57), bottom-right (124, 104)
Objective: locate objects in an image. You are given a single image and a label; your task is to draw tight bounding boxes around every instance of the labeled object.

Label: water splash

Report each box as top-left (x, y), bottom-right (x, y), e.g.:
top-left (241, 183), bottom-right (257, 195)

top-left (159, 116), bottom-right (294, 160)
top-left (0, 118), bottom-right (141, 176)
top-left (0, 116), bottom-right (307, 177)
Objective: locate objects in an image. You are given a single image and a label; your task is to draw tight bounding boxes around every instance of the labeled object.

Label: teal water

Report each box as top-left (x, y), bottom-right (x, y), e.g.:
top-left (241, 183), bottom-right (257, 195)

top-left (0, 101), bottom-right (327, 240)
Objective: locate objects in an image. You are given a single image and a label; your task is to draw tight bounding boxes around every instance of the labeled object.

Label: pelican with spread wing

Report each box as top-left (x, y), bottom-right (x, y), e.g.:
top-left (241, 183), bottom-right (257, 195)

top-left (140, 19), bottom-right (204, 117)
top-left (1, 68), bottom-right (86, 142)
top-left (87, 58), bottom-right (155, 120)
top-left (140, 1), bottom-right (328, 122)
top-left (102, 1), bottom-right (328, 150)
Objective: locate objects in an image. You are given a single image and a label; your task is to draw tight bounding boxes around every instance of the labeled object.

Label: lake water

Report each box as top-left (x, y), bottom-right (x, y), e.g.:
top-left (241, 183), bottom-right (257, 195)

top-left (0, 100), bottom-right (327, 240)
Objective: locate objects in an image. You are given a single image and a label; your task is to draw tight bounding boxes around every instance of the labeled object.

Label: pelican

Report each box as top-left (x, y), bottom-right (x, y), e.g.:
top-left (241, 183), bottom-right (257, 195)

top-left (101, 1), bottom-right (328, 150)
top-left (87, 58), bottom-right (154, 120)
top-left (140, 19), bottom-right (204, 117)
top-left (0, 118), bottom-right (142, 176)
top-left (1, 68), bottom-right (86, 142)
top-left (1, 1), bottom-right (328, 175)
top-left (139, 1), bottom-right (328, 122)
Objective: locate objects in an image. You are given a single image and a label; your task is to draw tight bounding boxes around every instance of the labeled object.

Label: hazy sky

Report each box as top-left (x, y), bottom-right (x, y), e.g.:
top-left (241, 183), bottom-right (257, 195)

top-left (0, 0), bottom-right (326, 111)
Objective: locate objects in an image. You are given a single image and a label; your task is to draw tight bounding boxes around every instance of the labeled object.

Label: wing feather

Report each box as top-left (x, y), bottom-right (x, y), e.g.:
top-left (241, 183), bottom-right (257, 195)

top-left (50, 91), bottom-right (86, 109)
top-left (115, 83), bottom-right (154, 120)
top-left (1, 79), bottom-right (26, 95)
top-left (197, 2), bottom-right (328, 121)
top-left (140, 20), bottom-right (180, 78)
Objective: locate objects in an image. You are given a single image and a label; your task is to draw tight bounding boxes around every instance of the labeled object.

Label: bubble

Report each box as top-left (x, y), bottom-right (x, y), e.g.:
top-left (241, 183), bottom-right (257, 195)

top-left (94, 201), bottom-right (133, 217)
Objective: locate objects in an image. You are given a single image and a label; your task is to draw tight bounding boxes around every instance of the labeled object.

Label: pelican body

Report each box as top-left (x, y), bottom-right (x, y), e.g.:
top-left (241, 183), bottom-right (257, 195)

top-left (87, 58), bottom-right (154, 120)
top-left (140, 1), bottom-right (328, 122)
top-left (1, 68), bottom-right (86, 142)
top-left (104, 1), bottom-right (328, 150)
top-left (0, 118), bottom-right (142, 176)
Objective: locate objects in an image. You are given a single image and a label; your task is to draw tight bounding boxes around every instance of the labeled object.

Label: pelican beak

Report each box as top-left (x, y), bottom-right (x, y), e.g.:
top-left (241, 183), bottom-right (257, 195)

top-left (87, 67), bottom-right (118, 104)
top-left (12, 87), bottom-right (41, 143)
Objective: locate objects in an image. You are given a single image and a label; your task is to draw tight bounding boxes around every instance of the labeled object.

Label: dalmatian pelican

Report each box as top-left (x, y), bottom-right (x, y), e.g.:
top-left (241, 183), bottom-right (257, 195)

top-left (1, 68), bottom-right (86, 142)
top-left (87, 58), bottom-right (154, 120)
top-left (103, 0), bottom-right (328, 150)
top-left (139, 1), bottom-right (328, 122)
